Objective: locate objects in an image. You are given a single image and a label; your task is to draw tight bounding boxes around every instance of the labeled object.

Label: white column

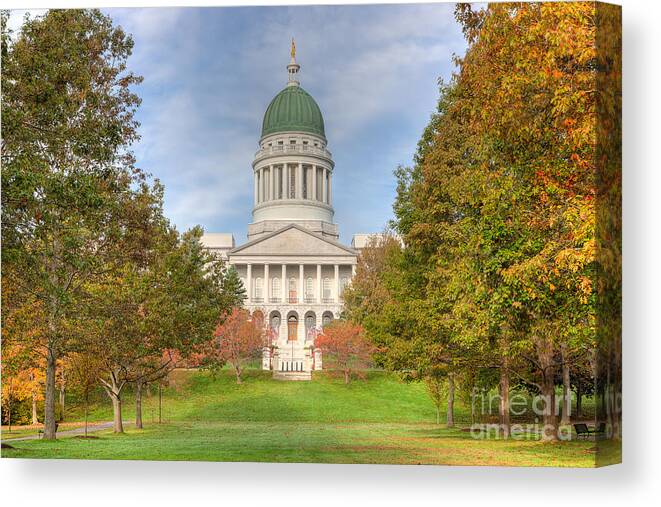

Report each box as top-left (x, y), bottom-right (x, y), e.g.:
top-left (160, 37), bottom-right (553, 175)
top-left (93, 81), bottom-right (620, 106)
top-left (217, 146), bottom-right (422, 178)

top-left (297, 163), bottom-right (303, 199)
top-left (254, 170), bottom-right (258, 205)
top-left (313, 166), bottom-right (318, 202)
top-left (317, 264), bottom-right (322, 303)
top-left (264, 264), bottom-right (270, 303)
top-left (328, 171), bottom-right (332, 205)
top-left (246, 264), bottom-right (252, 303)
top-left (334, 264), bottom-right (339, 302)
top-left (269, 165), bottom-right (274, 201)
top-left (299, 264), bottom-right (304, 303)
top-left (322, 168), bottom-right (328, 204)
top-left (281, 264), bottom-right (287, 303)
top-left (352, 264), bottom-right (356, 277)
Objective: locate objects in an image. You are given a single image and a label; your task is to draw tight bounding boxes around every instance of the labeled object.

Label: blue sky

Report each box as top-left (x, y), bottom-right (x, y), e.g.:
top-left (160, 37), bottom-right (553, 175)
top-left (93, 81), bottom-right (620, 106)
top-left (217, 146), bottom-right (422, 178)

top-left (12, 4), bottom-right (467, 244)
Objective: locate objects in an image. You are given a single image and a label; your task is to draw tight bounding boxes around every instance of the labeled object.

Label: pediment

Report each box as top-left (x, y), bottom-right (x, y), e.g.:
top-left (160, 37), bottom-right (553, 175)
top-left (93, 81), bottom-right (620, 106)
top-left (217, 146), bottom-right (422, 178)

top-left (230, 224), bottom-right (356, 258)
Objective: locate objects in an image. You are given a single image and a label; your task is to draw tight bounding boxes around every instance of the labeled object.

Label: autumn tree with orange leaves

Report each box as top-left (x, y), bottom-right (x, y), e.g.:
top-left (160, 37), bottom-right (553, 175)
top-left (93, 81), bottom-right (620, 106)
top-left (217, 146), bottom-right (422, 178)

top-left (206, 308), bottom-right (265, 384)
top-left (345, 3), bottom-right (621, 441)
top-left (315, 321), bottom-right (375, 384)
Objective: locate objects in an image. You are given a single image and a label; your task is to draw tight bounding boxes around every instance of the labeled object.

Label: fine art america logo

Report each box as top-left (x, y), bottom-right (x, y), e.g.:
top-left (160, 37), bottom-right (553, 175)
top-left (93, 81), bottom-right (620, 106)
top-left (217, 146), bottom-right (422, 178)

top-left (468, 390), bottom-right (621, 441)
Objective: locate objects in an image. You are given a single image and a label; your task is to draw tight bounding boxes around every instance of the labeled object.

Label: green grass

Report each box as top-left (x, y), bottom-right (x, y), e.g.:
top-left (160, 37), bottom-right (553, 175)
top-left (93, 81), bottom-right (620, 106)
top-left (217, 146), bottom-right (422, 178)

top-left (2, 369), bottom-right (615, 466)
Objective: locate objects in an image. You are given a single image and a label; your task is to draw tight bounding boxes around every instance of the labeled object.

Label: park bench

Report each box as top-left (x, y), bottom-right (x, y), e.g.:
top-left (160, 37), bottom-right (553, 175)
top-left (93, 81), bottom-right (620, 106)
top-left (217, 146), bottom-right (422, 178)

top-left (573, 423), bottom-right (591, 439)
top-left (38, 422), bottom-right (59, 439)
top-left (573, 422), bottom-right (607, 440)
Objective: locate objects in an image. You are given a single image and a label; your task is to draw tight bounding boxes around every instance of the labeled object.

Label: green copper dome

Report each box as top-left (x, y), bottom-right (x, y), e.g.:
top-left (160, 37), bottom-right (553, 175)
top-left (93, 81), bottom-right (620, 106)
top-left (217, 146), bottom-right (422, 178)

top-left (261, 85), bottom-right (325, 139)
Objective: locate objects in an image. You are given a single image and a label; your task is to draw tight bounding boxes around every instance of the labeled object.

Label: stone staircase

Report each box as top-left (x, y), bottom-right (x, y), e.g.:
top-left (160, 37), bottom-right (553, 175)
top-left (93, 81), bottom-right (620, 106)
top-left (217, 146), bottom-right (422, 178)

top-left (273, 371), bottom-right (312, 381)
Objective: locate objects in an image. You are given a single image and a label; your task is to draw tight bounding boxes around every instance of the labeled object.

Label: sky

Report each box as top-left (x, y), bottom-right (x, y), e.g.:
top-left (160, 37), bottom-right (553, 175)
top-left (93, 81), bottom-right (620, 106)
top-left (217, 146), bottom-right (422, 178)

top-left (10, 4), bottom-right (467, 244)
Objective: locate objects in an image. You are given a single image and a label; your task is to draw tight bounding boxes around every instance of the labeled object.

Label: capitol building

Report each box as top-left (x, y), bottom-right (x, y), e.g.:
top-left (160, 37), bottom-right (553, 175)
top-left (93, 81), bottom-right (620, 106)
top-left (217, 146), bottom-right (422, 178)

top-left (202, 43), bottom-right (376, 380)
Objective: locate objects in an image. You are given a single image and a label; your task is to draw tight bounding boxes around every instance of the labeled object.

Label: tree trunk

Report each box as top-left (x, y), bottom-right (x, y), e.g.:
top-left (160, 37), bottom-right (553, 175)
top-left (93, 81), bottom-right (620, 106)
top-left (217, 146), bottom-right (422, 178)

top-left (102, 371), bottom-right (125, 433)
top-left (235, 364), bottom-right (242, 384)
top-left (436, 406), bottom-right (440, 425)
top-left (43, 347), bottom-right (58, 440)
top-left (540, 376), bottom-right (558, 441)
top-left (84, 394), bottom-right (89, 438)
top-left (111, 393), bottom-right (123, 433)
top-left (536, 335), bottom-right (559, 442)
top-left (560, 343), bottom-right (572, 425)
top-left (499, 365), bottom-right (510, 438)
top-left (344, 370), bottom-right (350, 384)
top-left (576, 382), bottom-right (583, 418)
top-left (446, 374), bottom-right (455, 428)
top-left (7, 377), bottom-right (12, 433)
top-left (135, 381), bottom-right (144, 429)
top-left (59, 382), bottom-right (65, 422)
top-left (32, 392), bottom-right (39, 425)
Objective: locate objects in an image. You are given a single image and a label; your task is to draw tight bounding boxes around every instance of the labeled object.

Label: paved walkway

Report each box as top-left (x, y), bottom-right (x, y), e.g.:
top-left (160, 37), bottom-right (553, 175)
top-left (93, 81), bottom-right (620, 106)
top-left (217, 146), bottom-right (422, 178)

top-left (2, 421), bottom-right (122, 442)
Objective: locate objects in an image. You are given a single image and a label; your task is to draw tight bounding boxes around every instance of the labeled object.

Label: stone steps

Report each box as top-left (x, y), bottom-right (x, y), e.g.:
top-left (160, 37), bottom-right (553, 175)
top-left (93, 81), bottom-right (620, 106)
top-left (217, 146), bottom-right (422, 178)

top-left (273, 371), bottom-right (312, 381)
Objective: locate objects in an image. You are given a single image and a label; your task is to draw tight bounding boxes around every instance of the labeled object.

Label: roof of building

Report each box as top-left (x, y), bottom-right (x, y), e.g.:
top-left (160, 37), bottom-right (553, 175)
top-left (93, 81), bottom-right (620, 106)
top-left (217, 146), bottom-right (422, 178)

top-left (201, 233), bottom-right (235, 249)
top-left (351, 233), bottom-right (403, 249)
top-left (261, 85), bottom-right (325, 139)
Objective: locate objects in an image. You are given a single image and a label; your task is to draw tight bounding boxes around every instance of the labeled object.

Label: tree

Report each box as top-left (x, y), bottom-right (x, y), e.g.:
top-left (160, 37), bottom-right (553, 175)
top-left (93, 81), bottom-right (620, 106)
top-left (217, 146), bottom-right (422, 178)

top-left (2, 9), bottom-right (144, 439)
top-left (424, 375), bottom-right (446, 425)
top-left (82, 224), bottom-right (232, 432)
top-left (1, 267), bottom-right (47, 429)
top-left (343, 3), bottom-right (619, 443)
top-left (204, 308), bottom-right (265, 384)
top-left (68, 352), bottom-right (102, 437)
top-left (315, 321), bottom-right (375, 384)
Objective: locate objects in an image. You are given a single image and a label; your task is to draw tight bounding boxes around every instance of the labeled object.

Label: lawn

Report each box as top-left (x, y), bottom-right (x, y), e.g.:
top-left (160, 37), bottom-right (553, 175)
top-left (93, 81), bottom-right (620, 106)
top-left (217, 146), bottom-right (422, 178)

top-left (1, 369), bottom-right (617, 467)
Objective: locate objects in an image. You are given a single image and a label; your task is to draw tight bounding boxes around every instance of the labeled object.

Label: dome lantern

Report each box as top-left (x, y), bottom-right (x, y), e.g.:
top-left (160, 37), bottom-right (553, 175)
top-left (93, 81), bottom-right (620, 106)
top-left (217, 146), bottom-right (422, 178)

top-left (287, 38), bottom-right (300, 87)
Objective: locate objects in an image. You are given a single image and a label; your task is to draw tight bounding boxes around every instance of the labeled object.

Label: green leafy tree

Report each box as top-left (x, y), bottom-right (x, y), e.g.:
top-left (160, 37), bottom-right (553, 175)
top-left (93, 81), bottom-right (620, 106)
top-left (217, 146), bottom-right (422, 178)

top-left (1, 9), bottom-right (145, 439)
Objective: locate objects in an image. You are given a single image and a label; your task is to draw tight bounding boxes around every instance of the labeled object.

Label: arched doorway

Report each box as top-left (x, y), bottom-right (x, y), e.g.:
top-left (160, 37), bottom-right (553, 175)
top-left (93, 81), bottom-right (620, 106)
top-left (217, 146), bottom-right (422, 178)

top-left (287, 313), bottom-right (298, 342)
top-left (269, 311), bottom-right (281, 340)
top-left (322, 311), bottom-right (334, 328)
top-left (304, 311), bottom-right (317, 341)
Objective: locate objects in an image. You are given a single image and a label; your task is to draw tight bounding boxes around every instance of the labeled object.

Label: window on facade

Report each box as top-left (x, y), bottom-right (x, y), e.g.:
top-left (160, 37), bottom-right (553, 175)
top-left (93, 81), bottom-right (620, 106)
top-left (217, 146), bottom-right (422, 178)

top-left (262, 168), bottom-right (269, 201)
top-left (316, 168), bottom-right (323, 201)
top-left (278, 140), bottom-right (284, 145)
top-left (289, 277), bottom-right (297, 301)
top-left (290, 139), bottom-right (296, 145)
top-left (254, 277), bottom-right (263, 300)
top-left (323, 278), bottom-right (331, 300)
top-left (303, 140), bottom-right (308, 145)
top-left (271, 277), bottom-right (281, 299)
top-left (276, 167), bottom-right (281, 199)
top-left (289, 166), bottom-right (296, 199)
top-left (305, 277), bottom-right (314, 299)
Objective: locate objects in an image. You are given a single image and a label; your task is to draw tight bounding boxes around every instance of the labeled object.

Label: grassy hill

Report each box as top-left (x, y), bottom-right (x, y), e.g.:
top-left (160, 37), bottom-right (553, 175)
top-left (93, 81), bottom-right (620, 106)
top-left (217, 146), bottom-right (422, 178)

top-left (70, 369), bottom-right (441, 425)
top-left (2, 369), bottom-right (614, 466)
